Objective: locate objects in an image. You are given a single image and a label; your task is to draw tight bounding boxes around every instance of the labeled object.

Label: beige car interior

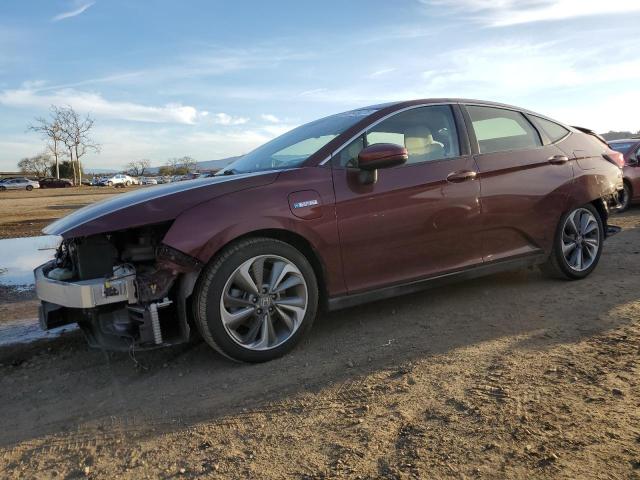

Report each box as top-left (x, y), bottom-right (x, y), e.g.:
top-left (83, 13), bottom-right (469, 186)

top-left (403, 126), bottom-right (445, 163)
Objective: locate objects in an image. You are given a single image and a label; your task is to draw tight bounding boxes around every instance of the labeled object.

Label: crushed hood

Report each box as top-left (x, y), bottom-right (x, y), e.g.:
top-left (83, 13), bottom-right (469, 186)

top-left (44, 171), bottom-right (279, 238)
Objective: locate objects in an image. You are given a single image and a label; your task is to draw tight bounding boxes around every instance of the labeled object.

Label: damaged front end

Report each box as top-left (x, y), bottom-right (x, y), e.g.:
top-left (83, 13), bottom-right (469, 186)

top-left (34, 224), bottom-right (202, 351)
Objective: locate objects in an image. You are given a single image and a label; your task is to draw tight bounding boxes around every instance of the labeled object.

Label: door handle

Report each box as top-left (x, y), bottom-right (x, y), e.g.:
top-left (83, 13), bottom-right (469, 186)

top-left (548, 154), bottom-right (569, 165)
top-left (446, 170), bottom-right (477, 183)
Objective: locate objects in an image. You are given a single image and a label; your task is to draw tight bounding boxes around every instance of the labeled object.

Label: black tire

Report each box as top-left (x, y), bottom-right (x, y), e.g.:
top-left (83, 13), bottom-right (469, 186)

top-left (541, 203), bottom-right (604, 280)
top-left (125, 181), bottom-right (131, 187)
top-left (26, 185), bottom-right (33, 191)
top-left (0, 186), bottom-right (5, 191)
top-left (193, 237), bottom-right (318, 362)
top-left (616, 183), bottom-right (631, 212)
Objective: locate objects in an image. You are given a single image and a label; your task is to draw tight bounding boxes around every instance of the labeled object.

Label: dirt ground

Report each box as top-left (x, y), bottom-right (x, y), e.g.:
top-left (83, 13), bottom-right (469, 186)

top-left (0, 186), bottom-right (140, 239)
top-left (0, 205), bottom-right (639, 479)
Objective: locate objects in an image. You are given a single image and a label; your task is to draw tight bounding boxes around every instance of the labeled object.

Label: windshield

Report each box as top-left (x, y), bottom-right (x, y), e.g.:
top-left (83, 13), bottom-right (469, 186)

top-left (219, 108), bottom-right (379, 174)
top-left (609, 142), bottom-right (636, 154)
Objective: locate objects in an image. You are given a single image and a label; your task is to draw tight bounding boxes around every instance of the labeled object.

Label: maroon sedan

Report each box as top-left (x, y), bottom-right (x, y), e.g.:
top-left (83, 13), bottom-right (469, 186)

top-left (35, 99), bottom-right (623, 362)
top-left (607, 138), bottom-right (640, 211)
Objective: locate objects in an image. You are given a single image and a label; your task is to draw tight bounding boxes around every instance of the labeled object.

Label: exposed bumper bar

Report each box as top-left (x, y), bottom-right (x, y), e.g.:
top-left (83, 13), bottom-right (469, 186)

top-left (34, 261), bottom-right (137, 309)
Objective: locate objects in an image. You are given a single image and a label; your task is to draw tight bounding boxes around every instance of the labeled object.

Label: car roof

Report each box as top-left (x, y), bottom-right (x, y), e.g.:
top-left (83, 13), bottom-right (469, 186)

top-left (360, 98), bottom-right (552, 117)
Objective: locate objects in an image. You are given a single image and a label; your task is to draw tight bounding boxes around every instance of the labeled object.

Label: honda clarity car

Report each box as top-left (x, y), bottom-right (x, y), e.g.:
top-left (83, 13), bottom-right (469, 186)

top-left (607, 138), bottom-right (640, 211)
top-left (35, 99), bottom-right (623, 362)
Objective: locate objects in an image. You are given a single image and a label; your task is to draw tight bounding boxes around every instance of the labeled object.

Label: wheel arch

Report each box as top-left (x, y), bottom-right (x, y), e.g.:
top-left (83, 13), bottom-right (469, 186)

top-left (203, 228), bottom-right (329, 311)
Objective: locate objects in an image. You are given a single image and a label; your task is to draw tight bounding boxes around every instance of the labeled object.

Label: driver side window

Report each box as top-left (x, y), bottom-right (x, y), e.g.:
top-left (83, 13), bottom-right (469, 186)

top-left (333, 105), bottom-right (460, 167)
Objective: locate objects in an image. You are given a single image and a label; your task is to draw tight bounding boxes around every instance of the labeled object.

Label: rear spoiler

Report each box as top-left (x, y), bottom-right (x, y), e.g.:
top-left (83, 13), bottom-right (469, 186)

top-left (571, 125), bottom-right (608, 145)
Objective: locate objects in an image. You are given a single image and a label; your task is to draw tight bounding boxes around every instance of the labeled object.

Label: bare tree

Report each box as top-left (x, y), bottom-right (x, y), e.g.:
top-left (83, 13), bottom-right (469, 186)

top-left (126, 159), bottom-right (151, 177)
top-left (59, 106), bottom-right (100, 185)
top-left (28, 106), bottom-right (66, 179)
top-left (179, 156), bottom-right (197, 173)
top-left (18, 153), bottom-right (52, 178)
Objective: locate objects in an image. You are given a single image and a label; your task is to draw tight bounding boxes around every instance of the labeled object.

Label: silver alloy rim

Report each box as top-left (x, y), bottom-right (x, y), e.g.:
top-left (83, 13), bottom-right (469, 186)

top-left (220, 255), bottom-right (308, 351)
top-left (561, 208), bottom-right (600, 272)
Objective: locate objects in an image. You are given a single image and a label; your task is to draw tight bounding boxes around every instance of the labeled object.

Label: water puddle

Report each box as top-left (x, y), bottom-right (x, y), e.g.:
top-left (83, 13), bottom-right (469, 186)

top-left (0, 235), bottom-right (78, 347)
top-left (0, 235), bottom-right (61, 287)
top-left (0, 318), bottom-right (77, 347)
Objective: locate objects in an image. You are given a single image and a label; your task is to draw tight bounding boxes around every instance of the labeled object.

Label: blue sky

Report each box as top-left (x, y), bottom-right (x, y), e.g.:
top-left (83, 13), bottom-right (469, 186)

top-left (1, 0), bottom-right (639, 171)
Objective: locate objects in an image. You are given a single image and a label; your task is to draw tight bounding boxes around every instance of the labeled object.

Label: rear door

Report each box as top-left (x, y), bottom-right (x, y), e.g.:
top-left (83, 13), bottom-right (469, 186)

top-left (332, 104), bottom-right (483, 293)
top-left (463, 104), bottom-right (573, 261)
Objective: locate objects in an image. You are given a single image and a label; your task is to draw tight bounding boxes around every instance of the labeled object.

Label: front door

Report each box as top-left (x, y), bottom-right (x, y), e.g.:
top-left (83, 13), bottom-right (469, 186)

top-left (332, 104), bottom-right (483, 294)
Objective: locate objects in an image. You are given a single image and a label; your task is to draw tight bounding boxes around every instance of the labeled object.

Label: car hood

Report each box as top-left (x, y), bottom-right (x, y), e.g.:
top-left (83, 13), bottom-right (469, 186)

top-left (43, 171), bottom-right (279, 238)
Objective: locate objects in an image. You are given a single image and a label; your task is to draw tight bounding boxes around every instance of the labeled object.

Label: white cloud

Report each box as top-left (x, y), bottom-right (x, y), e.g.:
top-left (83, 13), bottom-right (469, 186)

top-left (422, 0), bottom-right (640, 26)
top-left (52, 1), bottom-right (95, 22)
top-left (260, 114), bottom-right (280, 123)
top-left (0, 87), bottom-right (207, 124)
top-left (367, 68), bottom-right (396, 78)
top-left (417, 41), bottom-right (640, 97)
top-left (211, 112), bottom-right (249, 125)
top-left (299, 88), bottom-right (329, 97)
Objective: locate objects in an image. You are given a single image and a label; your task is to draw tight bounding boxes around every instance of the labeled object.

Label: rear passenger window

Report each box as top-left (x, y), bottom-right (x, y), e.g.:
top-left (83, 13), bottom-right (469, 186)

top-left (529, 115), bottom-right (570, 143)
top-left (467, 105), bottom-right (541, 154)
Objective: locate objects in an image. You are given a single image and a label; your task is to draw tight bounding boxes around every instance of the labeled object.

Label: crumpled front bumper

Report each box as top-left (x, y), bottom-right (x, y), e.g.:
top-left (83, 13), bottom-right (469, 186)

top-left (34, 261), bottom-right (137, 330)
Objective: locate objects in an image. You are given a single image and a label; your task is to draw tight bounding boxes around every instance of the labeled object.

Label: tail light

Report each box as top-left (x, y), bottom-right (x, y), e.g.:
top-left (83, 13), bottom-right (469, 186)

top-left (603, 151), bottom-right (625, 168)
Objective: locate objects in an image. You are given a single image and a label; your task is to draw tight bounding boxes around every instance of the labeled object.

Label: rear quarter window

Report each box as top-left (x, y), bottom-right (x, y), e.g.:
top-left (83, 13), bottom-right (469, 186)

top-left (529, 115), bottom-right (570, 143)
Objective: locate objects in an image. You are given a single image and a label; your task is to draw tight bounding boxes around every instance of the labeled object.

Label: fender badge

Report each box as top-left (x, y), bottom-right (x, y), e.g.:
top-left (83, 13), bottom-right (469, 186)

top-left (293, 199), bottom-right (319, 209)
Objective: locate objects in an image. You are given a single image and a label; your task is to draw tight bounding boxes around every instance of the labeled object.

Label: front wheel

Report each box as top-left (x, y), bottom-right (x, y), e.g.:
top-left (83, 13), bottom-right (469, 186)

top-left (541, 204), bottom-right (604, 280)
top-left (193, 238), bottom-right (318, 362)
top-left (26, 185), bottom-right (33, 191)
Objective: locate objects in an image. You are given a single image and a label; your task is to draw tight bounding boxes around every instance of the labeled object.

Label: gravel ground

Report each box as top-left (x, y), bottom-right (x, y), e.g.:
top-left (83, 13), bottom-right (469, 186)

top-left (0, 210), bottom-right (638, 479)
top-left (0, 186), bottom-right (140, 238)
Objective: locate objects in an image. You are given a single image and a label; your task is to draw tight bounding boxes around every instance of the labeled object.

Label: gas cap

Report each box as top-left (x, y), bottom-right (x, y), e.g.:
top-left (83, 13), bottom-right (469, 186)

top-left (288, 190), bottom-right (322, 219)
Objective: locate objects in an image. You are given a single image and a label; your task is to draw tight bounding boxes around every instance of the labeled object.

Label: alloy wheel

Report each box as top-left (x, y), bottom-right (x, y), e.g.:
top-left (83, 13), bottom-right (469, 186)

top-left (561, 208), bottom-right (600, 272)
top-left (219, 255), bottom-right (308, 351)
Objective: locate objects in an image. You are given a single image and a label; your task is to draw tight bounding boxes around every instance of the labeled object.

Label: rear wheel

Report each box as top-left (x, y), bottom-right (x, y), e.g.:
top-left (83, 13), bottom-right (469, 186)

top-left (107, 181), bottom-right (113, 187)
top-left (617, 183), bottom-right (631, 212)
top-left (541, 204), bottom-right (603, 280)
top-left (193, 238), bottom-right (318, 362)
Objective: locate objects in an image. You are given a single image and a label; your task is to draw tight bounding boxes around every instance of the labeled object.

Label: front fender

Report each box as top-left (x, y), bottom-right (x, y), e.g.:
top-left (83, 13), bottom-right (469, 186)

top-left (162, 168), bottom-right (346, 296)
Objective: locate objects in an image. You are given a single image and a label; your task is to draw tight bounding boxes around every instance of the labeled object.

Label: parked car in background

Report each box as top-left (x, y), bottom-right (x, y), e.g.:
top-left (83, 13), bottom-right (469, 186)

top-left (99, 174), bottom-right (137, 187)
top-left (183, 172), bottom-right (202, 180)
top-left (35, 98), bottom-right (623, 363)
top-left (39, 177), bottom-right (73, 188)
top-left (608, 138), bottom-right (640, 211)
top-left (0, 177), bottom-right (40, 191)
top-left (141, 177), bottom-right (158, 185)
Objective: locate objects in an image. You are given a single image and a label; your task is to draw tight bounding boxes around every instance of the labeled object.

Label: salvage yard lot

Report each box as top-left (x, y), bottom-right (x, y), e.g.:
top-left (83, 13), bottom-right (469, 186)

top-left (0, 186), bottom-right (141, 239)
top-left (0, 196), bottom-right (639, 478)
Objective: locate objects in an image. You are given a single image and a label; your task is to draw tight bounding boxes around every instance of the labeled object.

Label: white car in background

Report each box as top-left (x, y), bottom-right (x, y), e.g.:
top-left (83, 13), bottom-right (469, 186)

top-left (141, 177), bottom-right (158, 185)
top-left (99, 174), bottom-right (137, 187)
top-left (0, 177), bottom-right (40, 191)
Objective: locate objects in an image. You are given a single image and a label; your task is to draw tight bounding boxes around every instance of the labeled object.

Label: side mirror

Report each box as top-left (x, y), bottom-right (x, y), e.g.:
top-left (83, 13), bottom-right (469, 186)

top-left (356, 143), bottom-right (408, 184)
